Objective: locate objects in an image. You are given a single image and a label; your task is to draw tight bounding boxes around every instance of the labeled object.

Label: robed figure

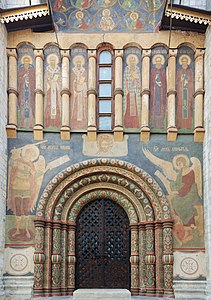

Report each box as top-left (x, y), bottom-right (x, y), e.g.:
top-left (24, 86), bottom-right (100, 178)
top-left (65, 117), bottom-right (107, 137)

top-left (123, 54), bottom-right (141, 128)
top-left (176, 54), bottom-right (194, 129)
top-left (150, 54), bottom-right (167, 129)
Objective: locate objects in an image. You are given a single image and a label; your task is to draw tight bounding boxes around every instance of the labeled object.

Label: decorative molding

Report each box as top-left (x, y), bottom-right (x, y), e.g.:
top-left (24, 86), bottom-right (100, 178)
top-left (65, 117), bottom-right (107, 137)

top-left (0, 4), bottom-right (49, 24)
top-left (165, 9), bottom-right (211, 26)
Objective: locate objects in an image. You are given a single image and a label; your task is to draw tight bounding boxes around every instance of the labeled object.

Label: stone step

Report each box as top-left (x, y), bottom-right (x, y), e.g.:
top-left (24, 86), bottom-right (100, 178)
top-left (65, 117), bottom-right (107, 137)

top-left (73, 289), bottom-right (131, 300)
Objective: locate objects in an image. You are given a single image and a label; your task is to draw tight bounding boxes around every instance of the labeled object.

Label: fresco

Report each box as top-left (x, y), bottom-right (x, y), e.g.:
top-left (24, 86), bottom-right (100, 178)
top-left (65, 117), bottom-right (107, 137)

top-left (44, 45), bottom-right (62, 129)
top-left (17, 44), bottom-right (35, 129)
top-left (7, 138), bottom-right (70, 245)
top-left (150, 46), bottom-right (167, 130)
top-left (176, 46), bottom-right (195, 130)
top-left (123, 47), bottom-right (142, 130)
top-left (50, 0), bottom-right (165, 33)
top-left (6, 133), bottom-right (203, 250)
top-left (70, 47), bottom-right (88, 130)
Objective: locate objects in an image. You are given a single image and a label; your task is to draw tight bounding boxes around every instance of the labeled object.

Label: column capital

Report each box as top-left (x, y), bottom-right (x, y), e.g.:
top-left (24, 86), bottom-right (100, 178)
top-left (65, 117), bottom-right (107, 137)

top-left (142, 49), bottom-right (151, 59)
top-left (7, 49), bottom-right (17, 59)
top-left (61, 49), bottom-right (70, 59)
top-left (195, 49), bottom-right (205, 60)
top-left (115, 49), bottom-right (123, 58)
top-left (34, 49), bottom-right (44, 60)
top-left (168, 49), bottom-right (177, 58)
top-left (88, 49), bottom-right (96, 59)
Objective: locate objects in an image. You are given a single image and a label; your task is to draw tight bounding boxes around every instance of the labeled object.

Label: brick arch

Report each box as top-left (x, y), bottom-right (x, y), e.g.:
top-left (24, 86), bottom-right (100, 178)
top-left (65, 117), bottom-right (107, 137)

top-left (34, 159), bottom-right (174, 298)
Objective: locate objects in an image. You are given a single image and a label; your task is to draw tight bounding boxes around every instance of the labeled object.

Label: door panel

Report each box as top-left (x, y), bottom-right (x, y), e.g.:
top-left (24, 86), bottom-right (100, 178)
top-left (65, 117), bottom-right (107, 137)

top-left (76, 199), bottom-right (131, 289)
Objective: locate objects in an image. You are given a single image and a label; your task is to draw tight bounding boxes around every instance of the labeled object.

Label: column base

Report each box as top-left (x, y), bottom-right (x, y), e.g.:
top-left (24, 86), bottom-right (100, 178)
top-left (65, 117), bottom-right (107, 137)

top-left (167, 127), bottom-right (178, 141)
top-left (6, 124), bottom-right (17, 138)
top-left (194, 127), bottom-right (205, 142)
top-left (61, 126), bottom-right (70, 140)
top-left (87, 127), bottom-right (97, 142)
top-left (114, 127), bottom-right (123, 142)
top-left (33, 125), bottom-right (43, 140)
top-left (140, 127), bottom-right (150, 142)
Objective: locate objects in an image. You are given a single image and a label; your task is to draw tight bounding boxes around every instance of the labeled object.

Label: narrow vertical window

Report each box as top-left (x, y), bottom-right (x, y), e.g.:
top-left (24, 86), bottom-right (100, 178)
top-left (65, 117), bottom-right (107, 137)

top-left (97, 50), bottom-right (113, 131)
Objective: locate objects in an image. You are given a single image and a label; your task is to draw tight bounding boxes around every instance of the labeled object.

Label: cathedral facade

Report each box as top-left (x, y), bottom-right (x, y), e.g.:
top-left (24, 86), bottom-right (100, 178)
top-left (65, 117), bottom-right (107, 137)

top-left (0, 0), bottom-right (211, 299)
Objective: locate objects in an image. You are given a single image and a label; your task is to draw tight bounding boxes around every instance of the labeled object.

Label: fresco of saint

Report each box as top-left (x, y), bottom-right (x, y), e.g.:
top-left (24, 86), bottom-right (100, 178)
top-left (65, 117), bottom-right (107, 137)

top-left (53, 0), bottom-right (68, 11)
top-left (73, 0), bottom-right (93, 9)
top-left (44, 52), bottom-right (61, 128)
top-left (18, 53), bottom-right (35, 128)
top-left (176, 53), bottom-right (194, 129)
top-left (126, 12), bottom-right (143, 31)
top-left (73, 11), bottom-right (89, 30)
top-left (143, 148), bottom-right (203, 248)
top-left (119, 0), bottom-right (140, 11)
top-left (150, 53), bottom-right (167, 129)
top-left (71, 54), bottom-right (88, 129)
top-left (123, 54), bottom-right (141, 128)
top-left (142, 0), bottom-right (163, 11)
top-left (99, 9), bottom-right (116, 31)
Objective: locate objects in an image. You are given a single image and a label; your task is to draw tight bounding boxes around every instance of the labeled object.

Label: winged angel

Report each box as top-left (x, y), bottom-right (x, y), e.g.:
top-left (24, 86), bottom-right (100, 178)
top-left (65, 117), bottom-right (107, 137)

top-left (7, 141), bottom-right (70, 241)
top-left (143, 148), bottom-right (203, 246)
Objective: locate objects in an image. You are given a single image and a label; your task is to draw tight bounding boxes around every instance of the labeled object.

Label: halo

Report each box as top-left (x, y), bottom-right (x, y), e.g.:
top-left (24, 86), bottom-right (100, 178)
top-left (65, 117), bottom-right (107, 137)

top-left (130, 12), bottom-right (138, 20)
top-left (126, 54), bottom-right (139, 66)
top-left (47, 54), bottom-right (59, 66)
top-left (72, 55), bottom-right (85, 66)
top-left (76, 11), bottom-right (84, 19)
top-left (172, 154), bottom-right (190, 170)
top-left (21, 55), bottom-right (33, 65)
top-left (152, 54), bottom-right (165, 65)
top-left (178, 54), bottom-right (191, 66)
top-left (22, 145), bottom-right (40, 162)
top-left (102, 9), bottom-right (110, 16)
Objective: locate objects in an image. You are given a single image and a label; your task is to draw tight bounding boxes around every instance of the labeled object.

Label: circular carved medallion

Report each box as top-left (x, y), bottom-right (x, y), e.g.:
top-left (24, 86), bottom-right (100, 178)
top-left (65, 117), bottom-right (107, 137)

top-left (10, 254), bottom-right (28, 272)
top-left (180, 257), bottom-right (198, 275)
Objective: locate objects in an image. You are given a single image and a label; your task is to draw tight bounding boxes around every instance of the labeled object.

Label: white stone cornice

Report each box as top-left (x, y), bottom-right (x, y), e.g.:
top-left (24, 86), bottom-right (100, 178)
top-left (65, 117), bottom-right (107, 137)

top-left (0, 4), bottom-right (49, 24)
top-left (165, 9), bottom-right (211, 26)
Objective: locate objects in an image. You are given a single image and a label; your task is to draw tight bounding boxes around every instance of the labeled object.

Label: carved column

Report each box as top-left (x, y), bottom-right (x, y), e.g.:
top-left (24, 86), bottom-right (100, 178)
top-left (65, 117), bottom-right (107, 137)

top-left (33, 219), bottom-right (46, 296)
top-left (130, 223), bottom-right (139, 295)
top-left (61, 50), bottom-right (71, 140)
top-left (34, 49), bottom-right (44, 140)
top-left (155, 221), bottom-right (164, 297)
top-left (51, 221), bottom-right (62, 295)
top-left (194, 49), bottom-right (205, 142)
top-left (67, 223), bottom-right (76, 294)
top-left (145, 222), bottom-right (155, 296)
top-left (7, 49), bottom-right (18, 138)
top-left (167, 49), bottom-right (178, 141)
top-left (60, 223), bottom-right (68, 295)
top-left (43, 221), bottom-right (52, 296)
top-left (114, 49), bottom-right (124, 141)
top-left (139, 223), bottom-right (146, 295)
top-left (162, 221), bottom-right (174, 297)
top-left (141, 49), bottom-right (151, 142)
top-left (87, 50), bottom-right (97, 141)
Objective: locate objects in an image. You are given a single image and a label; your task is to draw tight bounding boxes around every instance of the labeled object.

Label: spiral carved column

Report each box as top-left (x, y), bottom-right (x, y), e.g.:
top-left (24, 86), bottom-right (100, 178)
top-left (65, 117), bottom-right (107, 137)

top-left (43, 221), bottom-right (53, 296)
top-left (51, 222), bottom-right (62, 294)
top-left (145, 222), bottom-right (155, 296)
top-left (155, 221), bottom-right (164, 297)
top-left (194, 49), bottom-right (205, 142)
top-left (163, 221), bottom-right (174, 297)
top-left (7, 49), bottom-right (18, 138)
top-left (130, 223), bottom-right (139, 295)
top-left (33, 219), bottom-right (45, 297)
top-left (60, 223), bottom-right (68, 295)
top-left (67, 223), bottom-right (76, 294)
top-left (138, 223), bottom-right (146, 295)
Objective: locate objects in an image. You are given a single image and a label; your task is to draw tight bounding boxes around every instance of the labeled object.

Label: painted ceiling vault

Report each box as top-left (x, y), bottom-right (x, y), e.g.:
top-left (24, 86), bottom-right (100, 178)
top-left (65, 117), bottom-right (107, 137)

top-left (49, 0), bottom-right (165, 32)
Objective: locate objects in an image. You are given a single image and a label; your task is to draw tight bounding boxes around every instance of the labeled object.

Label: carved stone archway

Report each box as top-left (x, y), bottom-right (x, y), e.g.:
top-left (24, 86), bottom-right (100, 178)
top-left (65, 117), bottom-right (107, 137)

top-left (33, 159), bottom-right (174, 298)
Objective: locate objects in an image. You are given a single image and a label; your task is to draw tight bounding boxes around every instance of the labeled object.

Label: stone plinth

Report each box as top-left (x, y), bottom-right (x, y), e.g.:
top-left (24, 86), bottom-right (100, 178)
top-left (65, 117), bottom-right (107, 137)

top-left (73, 289), bottom-right (131, 300)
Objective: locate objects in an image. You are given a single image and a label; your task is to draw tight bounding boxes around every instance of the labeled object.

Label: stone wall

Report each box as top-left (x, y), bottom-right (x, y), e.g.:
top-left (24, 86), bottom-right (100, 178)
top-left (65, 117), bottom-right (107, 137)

top-left (204, 25), bottom-right (211, 300)
top-left (0, 22), bottom-right (7, 299)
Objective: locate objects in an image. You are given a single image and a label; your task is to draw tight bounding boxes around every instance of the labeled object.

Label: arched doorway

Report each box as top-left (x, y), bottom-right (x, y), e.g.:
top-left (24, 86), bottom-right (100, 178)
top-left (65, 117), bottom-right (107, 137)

top-left (33, 159), bottom-right (174, 298)
top-left (75, 198), bottom-right (131, 289)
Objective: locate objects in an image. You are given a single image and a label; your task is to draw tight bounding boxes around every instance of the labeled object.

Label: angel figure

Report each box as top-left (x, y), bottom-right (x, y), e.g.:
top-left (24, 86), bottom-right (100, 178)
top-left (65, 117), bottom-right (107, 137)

top-left (7, 141), bottom-right (70, 241)
top-left (143, 148), bottom-right (203, 246)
